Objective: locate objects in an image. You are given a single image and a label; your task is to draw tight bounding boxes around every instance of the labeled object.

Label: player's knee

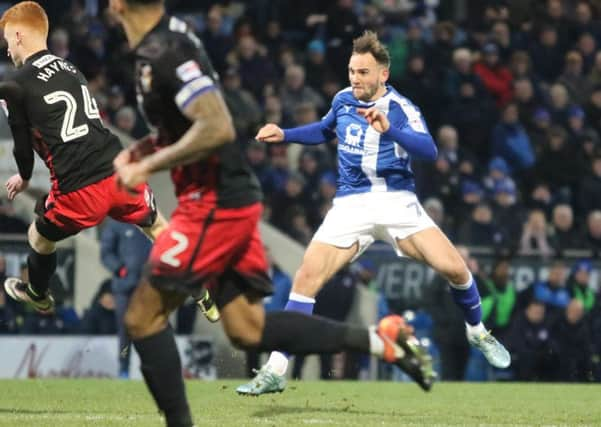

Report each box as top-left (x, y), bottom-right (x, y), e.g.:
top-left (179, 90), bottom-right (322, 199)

top-left (124, 307), bottom-right (160, 340)
top-left (28, 224), bottom-right (55, 254)
top-left (443, 263), bottom-right (470, 285)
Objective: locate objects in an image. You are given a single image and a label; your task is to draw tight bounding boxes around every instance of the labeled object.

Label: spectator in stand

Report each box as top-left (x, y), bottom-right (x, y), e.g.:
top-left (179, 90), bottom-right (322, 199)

top-left (527, 108), bottom-right (552, 155)
top-left (428, 21), bottom-right (457, 80)
top-left (585, 84), bottom-right (601, 137)
top-left (539, 0), bottom-right (570, 49)
top-left (222, 67), bottom-right (262, 141)
top-left (423, 197), bottom-right (453, 238)
top-left (483, 156), bottom-right (511, 196)
top-left (416, 125), bottom-right (462, 208)
top-left (298, 149), bottom-right (322, 203)
top-left (245, 140), bottom-right (272, 191)
top-left (263, 94), bottom-right (283, 125)
top-left (100, 219), bottom-right (152, 379)
top-left (585, 210), bottom-right (601, 256)
top-left (491, 102), bottom-right (535, 179)
top-left (558, 50), bottom-right (591, 106)
top-left (399, 52), bottom-right (440, 127)
top-left (0, 198), bottom-right (28, 234)
top-left (490, 20), bottom-right (513, 63)
top-left (270, 172), bottom-right (307, 231)
top-left (457, 180), bottom-right (485, 214)
top-left (567, 260), bottom-right (596, 313)
top-left (548, 83), bottom-right (572, 128)
top-left (262, 145), bottom-right (290, 195)
top-left (79, 279), bottom-right (117, 335)
top-left (113, 106), bottom-right (137, 137)
top-left (481, 257), bottom-right (517, 341)
top-left (523, 260), bottom-right (570, 320)
top-left (457, 202), bottom-right (500, 248)
top-left (105, 85), bottom-right (125, 123)
top-left (283, 205), bottom-right (313, 245)
top-left (491, 178), bottom-right (526, 251)
top-left (549, 204), bottom-right (583, 254)
top-left (590, 299), bottom-right (601, 381)
top-left (572, 1), bottom-right (601, 45)
top-left (536, 126), bottom-right (583, 197)
top-left (0, 254), bottom-right (18, 334)
top-left (304, 40), bottom-right (331, 94)
top-left (228, 34), bottom-right (277, 100)
top-left (473, 42), bottom-right (513, 107)
top-left (444, 48), bottom-right (480, 103)
top-left (576, 130), bottom-right (600, 170)
top-left (526, 182), bottom-right (555, 217)
top-left (519, 209), bottom-right (553, 257)
top-left (566, 106), bottom-right (599, 144)
top-left (509, 51), bottom-right (540, 91)
top-left (513, 77), bottom-right (540, 131)
top-left (262, 19), bottom-right (286, 65)
top-left (553, 299), bottom-right (593, 382)
top-left (579, 152), bottom-right (601, 216)
top-left (201, 5), bottom-right (234, 75)
top-left (279, 64), bottom-right (325, 120)
top-left (306, 172), bottom-right (336, 230)
top-left (324, 0), bottom-right (362, 83)
top-left (48, 27), bottom-right (71, 60)
top-left (576, 32), bottom-right (596, 74)
top-left (506, 300), bottom-right (558, 381)
top-left (444, 80), bottom-right (498, 162)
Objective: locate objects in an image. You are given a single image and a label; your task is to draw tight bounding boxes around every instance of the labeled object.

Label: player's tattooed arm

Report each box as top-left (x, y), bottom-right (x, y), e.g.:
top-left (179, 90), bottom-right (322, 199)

top-left (141, 89), bottom-right (235, 173)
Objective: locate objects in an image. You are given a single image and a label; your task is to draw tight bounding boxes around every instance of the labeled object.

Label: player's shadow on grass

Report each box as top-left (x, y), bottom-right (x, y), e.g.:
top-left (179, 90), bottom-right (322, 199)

top-left (252, 404), bottom-right (396, 418)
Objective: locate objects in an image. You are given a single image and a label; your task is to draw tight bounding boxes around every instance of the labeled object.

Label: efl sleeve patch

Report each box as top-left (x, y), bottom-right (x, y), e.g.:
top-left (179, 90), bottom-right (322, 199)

top-left (176, 60), bottom-right (203, 83)
top-left (174, 76), bottom-right (216, 111)
top-left (399, 100), bottom-right (427, 133)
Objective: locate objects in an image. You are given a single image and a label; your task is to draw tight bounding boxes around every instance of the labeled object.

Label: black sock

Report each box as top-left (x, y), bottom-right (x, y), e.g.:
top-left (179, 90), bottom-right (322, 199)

top-left (27, 251), bottom-right (56, 297)
top-left (257, 311), bottom-right (369, 355)
top-left (133, 327), bottom-right (193, 427)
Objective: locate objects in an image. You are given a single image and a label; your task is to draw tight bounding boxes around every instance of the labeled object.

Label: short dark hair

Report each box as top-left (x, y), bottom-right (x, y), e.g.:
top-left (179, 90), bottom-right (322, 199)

top-left (352, 31), bottom-right (390, 67)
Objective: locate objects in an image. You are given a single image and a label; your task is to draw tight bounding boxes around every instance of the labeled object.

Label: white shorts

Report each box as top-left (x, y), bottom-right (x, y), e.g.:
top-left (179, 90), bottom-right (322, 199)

top-left (312, 191), bottom-right (437, 260)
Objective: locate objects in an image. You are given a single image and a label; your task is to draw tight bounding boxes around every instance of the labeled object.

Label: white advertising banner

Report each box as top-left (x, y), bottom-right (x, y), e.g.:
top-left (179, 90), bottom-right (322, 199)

top-left (0, 335), bottom-right (215, 379)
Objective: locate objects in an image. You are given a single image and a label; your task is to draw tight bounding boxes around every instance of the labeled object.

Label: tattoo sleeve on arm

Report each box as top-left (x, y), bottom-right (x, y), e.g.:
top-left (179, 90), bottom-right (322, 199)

top-left (141, 89), bottom-right (235, 173)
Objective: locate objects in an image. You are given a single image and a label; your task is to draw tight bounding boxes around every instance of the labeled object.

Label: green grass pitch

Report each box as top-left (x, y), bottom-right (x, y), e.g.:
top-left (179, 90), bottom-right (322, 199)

top-left (0, 380), bottom-right (600, 426)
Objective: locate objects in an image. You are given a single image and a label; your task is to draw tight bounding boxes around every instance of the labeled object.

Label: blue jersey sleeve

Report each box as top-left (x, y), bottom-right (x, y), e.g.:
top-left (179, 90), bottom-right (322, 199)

top-left (384, 100), bottom-right (437, 161)
top-left (282, 95), bottom-right (338, 144)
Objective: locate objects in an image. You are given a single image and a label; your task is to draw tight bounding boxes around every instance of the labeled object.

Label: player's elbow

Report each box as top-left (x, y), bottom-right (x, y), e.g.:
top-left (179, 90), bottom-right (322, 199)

top-left (424, 138), bottom-right (438, 161)
top-left (206, 117), bottom-right (236, 147)
top-left (408, 134), bottom-right (437, 161)
top-left (219, 119), bottom-right (236, 144)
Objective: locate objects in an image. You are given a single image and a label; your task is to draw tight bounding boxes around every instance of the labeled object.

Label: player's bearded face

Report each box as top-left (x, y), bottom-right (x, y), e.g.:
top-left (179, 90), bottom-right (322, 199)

top-left (348, 53), bottom-right (387, 102)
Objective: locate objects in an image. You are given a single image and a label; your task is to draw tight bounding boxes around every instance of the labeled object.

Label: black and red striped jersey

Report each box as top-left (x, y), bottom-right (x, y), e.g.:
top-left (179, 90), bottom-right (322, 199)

top-left (134, 15), bottom-right (261, 208)
top-left (0, 50), bottom-right (122, 195)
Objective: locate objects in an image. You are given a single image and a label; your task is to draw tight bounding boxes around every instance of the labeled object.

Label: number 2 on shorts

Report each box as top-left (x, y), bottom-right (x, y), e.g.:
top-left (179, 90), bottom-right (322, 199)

top-left (160, 231), bottom-right (189, 267)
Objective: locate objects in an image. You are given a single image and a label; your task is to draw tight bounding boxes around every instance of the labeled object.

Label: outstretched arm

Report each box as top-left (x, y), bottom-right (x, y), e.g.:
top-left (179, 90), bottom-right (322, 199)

top-left (0, 81), bottom-right (33, 199)
top-left (358, 106), bottom-right (437, 161)
top-left (255, 107), bottom-right (336, 145)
